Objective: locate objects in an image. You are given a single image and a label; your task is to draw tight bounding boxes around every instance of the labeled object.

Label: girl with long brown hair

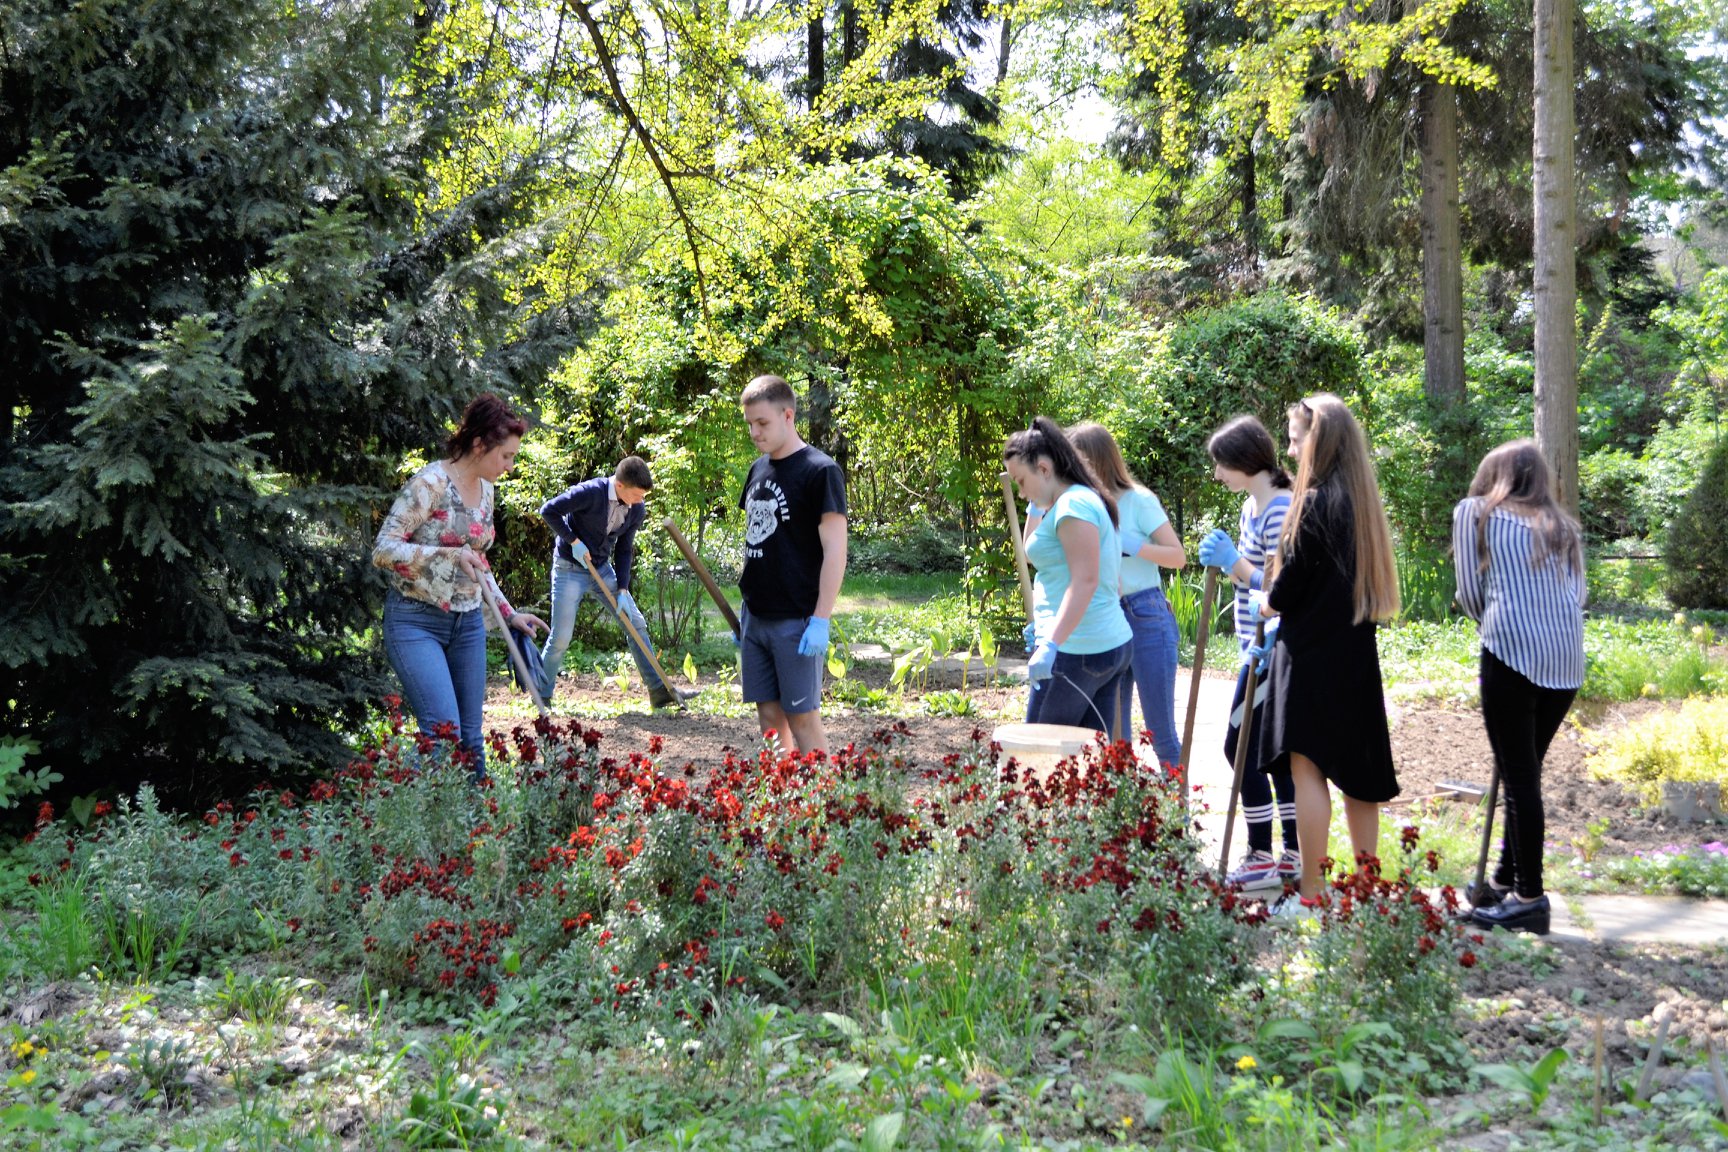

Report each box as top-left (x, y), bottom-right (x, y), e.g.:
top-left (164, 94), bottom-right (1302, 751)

top-left (1452, 441), bottom-right (1585, 935)
top-left (1067, 422), bottom-right (1188, 764)
top-left (1254, 394), bottom-right (1400, 905)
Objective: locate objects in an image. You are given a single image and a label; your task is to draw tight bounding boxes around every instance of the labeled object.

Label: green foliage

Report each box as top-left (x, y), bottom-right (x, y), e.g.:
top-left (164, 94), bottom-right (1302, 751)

top-left (0, 0), bottom-right (576, 797)
top-left (0, 739), bottom-right (56, 814)
top-left (1586, 696), bottom-right (1728, 809)
top-left (1112, 292), bottom-right (1363, 536)
top-left (1665, 432), bottom-right (1728, 609)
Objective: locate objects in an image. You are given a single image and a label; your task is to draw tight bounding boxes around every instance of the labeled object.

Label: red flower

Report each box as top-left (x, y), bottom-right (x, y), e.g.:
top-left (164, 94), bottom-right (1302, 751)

top-left (764, 910), bottom-right (785, 932)
top-left (1458, 950), bottom-right (1477, 969)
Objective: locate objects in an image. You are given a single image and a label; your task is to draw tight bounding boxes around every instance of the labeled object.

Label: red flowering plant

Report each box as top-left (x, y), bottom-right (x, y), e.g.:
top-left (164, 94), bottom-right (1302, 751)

top-left (1248, 827), bottom-right (1476, 1093)
top-left (915, 733), bottom-right (1261, 1045)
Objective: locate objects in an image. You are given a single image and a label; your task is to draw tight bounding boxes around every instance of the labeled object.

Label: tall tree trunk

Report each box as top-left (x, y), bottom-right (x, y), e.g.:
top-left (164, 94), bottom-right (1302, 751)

top-left (1533, 0), bottom-right (1579, 513)
top-left (807, 14), bottom-right (825, 107)
top-left (996, 16), bottom-right (1012, 87)
top-left (1237, 139), bottom-right (1259, 279)
top-left (1419, 80), bottom-right (1465, 407)
top-left (841, 1), bottom-right (860, 65)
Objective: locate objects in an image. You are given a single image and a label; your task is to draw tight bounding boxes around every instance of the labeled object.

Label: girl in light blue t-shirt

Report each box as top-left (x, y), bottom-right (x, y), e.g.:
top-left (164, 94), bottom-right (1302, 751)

top-left (1003, 418), bottom-right (1133, 738)
top-left (1068, 422), bottom-right (1188, 766)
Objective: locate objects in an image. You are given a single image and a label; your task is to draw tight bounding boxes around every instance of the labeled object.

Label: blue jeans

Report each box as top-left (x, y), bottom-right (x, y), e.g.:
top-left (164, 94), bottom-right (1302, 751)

top-left (1026, 640), bottom-right (1133, 739)
top-left (382, 590), bottom-right (487, 776)
top-left (539, 557), bottom-right (659, 699)
top-left (1123, 586), bottom-right (1181, 765)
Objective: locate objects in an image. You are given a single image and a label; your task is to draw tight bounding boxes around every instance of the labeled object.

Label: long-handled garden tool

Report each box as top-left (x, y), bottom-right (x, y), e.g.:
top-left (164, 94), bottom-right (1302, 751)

top-left (998, 471), bottom-right (1036, 619)
top-left (1471, 766), bottom-right (1502, 902)
top-left (1218, 618), bottom-right (1265, 876)
top-left (1175, 568), bottom-right (1221, 811)
top-left (479, 572), bottom-right (549, 718)
top-left (662, 517), bottom-right (742, 641)
top-left (576, 550), bottom-right (685, 709)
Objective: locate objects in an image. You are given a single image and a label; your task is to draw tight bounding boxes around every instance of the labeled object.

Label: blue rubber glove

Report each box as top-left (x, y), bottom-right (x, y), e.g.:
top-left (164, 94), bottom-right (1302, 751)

top-left (570, 537), bottom-right (590, 564)
top-left (616, 590), bottom-right (638, 617)
top-left (1120, 530), bottom-right (1148, 558)
top-left (1027, 641), bottom-right (1057, 683)
top-left (1247, 589), bottom-right (1270, 620)
top-left (1245, 620), bottom-right (1279, 675)
top-left (1022, 621), bottom-right (1038, 654)
top-left (797, 616), bottom-right (831, 657)
top-left (1198, 529), bottom-right (1240, 571)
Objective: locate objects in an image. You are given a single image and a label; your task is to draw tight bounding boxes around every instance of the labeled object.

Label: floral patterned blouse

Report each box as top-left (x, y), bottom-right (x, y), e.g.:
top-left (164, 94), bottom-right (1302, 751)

top-left (372, 462), bottom-right (496, 612)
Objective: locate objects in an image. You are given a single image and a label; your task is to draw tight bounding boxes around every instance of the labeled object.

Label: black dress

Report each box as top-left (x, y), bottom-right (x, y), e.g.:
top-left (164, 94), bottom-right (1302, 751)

top-left (1256, 486), bottom-right (1398, 802)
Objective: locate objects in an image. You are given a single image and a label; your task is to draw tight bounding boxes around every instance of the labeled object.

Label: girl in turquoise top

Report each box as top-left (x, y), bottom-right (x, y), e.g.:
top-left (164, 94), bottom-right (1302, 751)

top-left (1003, 418), bottom-right (1134, 738)
top-left (1069, 423), bottom-right (1188, 765)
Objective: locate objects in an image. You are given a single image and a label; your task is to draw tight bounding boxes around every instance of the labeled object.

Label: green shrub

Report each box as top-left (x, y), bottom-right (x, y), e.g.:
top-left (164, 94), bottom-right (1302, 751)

top-left (1664, 432), bottom-right (1728, 610)
top-left (1586, 696), bottom-right (1728, 808)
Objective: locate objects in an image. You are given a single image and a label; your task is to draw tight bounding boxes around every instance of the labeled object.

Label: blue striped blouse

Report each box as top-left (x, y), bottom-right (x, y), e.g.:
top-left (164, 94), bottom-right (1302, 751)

top-left (1232, 492), bottom-right (1291, 649)
top-left (1451, 498), bottom-right (1586, 690)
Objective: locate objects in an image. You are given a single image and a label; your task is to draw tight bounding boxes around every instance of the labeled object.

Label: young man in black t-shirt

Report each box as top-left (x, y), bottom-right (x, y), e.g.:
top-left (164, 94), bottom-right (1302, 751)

top-left (736, 374), bottom-right (848, 754)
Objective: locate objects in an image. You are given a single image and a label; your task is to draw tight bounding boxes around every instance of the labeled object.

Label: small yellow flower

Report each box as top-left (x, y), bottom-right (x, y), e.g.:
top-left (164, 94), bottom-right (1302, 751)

top-left (1236, 1055), bottom-right (1258, 1071)
top-left (1120, 1116), bottom-right (1134, 1129)
top-left (1641, 683), bottom-right (1659, 698)
top-left (18, 1068), bottom-right (36, 1084)
top-left (8, 1039), bottom-right (33, 1059)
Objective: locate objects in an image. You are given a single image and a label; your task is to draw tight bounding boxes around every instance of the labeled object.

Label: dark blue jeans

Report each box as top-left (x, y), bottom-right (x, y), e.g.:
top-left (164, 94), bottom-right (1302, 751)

top-left (1026, 640), bottom-right (1133, 739)
top-left (383, 590), bottom-right (487, 776)
top-left (1122, 586), bottom-right (1181, 765)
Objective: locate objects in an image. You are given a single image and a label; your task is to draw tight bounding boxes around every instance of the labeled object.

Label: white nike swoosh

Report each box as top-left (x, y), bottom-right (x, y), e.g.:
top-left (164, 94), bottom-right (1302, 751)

top-left (788, 697), bottom-right (812, 710)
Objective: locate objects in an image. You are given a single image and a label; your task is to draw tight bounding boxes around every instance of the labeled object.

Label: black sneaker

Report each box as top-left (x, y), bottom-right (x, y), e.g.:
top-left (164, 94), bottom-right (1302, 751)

top-left (1464, 880), bottom-right (1508, 909)
top-left (648, 684), bottom-right (697, 709)
top-left (1471, 893), bottom-right (1550, 935)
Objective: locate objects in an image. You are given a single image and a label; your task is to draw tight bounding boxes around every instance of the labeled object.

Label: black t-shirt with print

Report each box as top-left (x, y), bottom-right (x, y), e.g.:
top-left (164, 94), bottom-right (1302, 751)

top-left (737, 445), bottom-right (847, 619)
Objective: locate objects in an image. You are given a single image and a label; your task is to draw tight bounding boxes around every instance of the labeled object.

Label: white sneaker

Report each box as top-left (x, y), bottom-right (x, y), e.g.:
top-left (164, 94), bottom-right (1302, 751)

top-left (1269, 892), bottom-right (1320, 923)
top-left (1225, 850), bottom-right (1283, 892)
top-left (1276, 849), bottom-right (1301, 882)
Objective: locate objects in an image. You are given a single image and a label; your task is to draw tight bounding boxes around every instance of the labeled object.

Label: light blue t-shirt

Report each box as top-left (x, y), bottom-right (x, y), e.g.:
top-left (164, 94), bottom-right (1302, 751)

top-left (1116, 487), bottom-right (1170, 597)
top-left (1025, 486), bottom-right (1133, 655)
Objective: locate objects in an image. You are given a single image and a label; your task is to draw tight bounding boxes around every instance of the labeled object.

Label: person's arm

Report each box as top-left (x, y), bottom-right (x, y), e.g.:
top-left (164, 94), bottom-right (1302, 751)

top-left (538, 485), bottom-right (583, 544)
top-left (372, 472), bottom-right (448, 573)
top-left (1124, 492), bottom-right (1185, 569)
top-left (1051, 516), bottom-right (1102, 645)
top-left (813, 512), bottom-right (847, 620)
top-left (1451, 499), bottom-right (1485, 622)
top-left (1135, 522), bottom-right (1186, 569)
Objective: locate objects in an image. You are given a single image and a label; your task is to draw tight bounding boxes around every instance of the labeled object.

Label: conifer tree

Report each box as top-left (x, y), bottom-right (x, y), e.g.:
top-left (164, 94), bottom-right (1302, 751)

top-left (0, 0), bottom-right (574, 798)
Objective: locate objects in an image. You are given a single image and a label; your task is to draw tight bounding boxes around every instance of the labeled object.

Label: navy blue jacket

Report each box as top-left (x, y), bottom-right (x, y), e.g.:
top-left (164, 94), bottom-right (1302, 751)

top-left (539, 476), bottom-right (646, 591)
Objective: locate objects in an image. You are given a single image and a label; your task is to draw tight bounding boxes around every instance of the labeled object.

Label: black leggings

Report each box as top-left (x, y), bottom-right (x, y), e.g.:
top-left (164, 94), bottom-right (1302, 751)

top-left (1480, 648), bottom-right (1576, 898)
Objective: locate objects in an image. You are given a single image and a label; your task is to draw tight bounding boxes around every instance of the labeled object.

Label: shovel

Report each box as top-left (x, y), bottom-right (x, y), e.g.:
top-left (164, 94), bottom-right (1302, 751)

top-left (479, 573), bottom-right (549, 718)
top-left (1175, 568), bottom-right (1221, 810)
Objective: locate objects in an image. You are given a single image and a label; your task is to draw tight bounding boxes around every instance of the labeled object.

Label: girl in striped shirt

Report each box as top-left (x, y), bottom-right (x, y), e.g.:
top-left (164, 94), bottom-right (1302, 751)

top-left (1199, 416), bottom-right (1298, 891)
top-left (1452, 440), bottom-right (1586, 935)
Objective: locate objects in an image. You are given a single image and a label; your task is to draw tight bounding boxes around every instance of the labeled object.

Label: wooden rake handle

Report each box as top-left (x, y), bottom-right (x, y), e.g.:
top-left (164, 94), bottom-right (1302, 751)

top-left (662, 517), bottom-right (742, 639)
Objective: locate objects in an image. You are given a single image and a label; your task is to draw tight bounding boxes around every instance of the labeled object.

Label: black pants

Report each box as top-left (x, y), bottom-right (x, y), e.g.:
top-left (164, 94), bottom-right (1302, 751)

top-left (1480, 648), bottom-right (1576, 898)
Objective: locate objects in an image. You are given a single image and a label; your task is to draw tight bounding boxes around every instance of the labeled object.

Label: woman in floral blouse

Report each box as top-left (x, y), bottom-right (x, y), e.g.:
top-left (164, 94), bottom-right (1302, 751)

top-left (372, 394), bottom-right (545, 776)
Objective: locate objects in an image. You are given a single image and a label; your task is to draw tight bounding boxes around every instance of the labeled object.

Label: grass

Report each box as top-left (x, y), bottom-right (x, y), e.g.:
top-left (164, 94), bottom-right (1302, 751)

top-left (1379, 614), bottom-right (1728, 706)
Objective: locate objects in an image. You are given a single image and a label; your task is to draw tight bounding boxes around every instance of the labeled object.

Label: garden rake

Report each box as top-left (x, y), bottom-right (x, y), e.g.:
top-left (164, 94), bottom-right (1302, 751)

top-left (577, 549), bottom-right (685, 710)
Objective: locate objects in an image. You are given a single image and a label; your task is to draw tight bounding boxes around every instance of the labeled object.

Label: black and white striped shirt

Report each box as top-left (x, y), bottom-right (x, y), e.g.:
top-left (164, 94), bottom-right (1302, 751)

top-left (1452, 498), bottom-right (1586, 690)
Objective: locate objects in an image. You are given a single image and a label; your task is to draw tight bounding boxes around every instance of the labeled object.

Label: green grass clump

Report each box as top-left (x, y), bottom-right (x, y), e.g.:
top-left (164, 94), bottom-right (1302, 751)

top-left (1585, 695), bottom-right (1728, 808)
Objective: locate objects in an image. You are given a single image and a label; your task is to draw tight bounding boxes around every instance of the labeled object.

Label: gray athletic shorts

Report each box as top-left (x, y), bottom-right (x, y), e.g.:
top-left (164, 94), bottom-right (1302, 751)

top-left (740, 607), bottom-right (824, 714)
